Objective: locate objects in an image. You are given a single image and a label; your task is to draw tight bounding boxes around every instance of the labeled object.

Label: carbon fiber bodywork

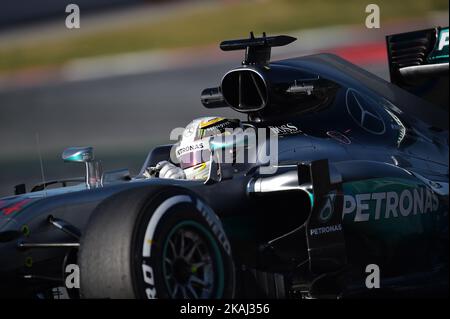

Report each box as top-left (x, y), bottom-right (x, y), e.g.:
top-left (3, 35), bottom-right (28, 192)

top-left (0, 34), bottom-right (448, 298)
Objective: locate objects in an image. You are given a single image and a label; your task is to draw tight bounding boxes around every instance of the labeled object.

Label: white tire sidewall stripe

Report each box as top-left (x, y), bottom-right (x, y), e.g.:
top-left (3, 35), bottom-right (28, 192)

top-left (142, 195), bottom-right (191, 258)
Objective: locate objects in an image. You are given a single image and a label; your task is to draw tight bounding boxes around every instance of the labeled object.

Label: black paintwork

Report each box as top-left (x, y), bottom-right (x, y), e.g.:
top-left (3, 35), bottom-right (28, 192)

top-left (0, 33), bottom-right (448, 298)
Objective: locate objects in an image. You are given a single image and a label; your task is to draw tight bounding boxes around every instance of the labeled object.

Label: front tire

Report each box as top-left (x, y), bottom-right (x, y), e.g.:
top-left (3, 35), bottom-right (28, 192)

top-left (79, 187), bottom-right (235, 299)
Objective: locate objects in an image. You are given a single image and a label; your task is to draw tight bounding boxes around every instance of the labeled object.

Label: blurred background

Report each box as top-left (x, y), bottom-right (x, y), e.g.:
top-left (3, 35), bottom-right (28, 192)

top-left (0, 0), bottom-right (448, 197)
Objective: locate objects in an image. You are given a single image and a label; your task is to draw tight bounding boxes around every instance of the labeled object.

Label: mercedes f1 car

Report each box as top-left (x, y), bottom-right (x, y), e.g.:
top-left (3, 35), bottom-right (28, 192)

top-left (0, 27), bottom-right (448, 299)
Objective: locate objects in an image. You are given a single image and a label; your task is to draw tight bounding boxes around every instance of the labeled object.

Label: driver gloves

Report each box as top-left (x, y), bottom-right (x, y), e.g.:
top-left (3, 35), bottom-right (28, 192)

top-left (155, 160), bottom-right (186, 179)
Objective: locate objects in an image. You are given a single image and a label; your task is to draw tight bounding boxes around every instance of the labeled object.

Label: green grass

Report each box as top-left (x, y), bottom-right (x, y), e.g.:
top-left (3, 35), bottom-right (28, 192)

top-left (0, 0), bottom-right (448, 73)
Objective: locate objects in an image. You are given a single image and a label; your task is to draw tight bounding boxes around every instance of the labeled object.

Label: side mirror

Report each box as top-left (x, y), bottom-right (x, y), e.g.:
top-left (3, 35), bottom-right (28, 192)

top-left (62, 147), bottom-right (101, 188)
top-left (62, 147), bottom-right (94, 163)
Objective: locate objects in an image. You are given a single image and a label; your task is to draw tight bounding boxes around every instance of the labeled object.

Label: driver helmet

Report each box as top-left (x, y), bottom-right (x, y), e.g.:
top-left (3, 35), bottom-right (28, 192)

top-left (175, 117), bottom-right (242, 180)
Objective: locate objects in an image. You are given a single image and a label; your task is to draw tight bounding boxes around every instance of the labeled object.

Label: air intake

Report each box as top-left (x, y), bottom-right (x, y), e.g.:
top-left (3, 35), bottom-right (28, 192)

top-left (221, 69), bottom-right (268, 112)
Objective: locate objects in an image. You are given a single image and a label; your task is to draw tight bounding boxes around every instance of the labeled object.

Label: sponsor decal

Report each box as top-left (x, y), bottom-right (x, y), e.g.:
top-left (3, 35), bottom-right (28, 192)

top-left (326, 131), bottom-right (351, 145)
top-left (310, 224), bottom-right (342, 236)
top-left (183, 124), bottom-right (196, 138)
top-left (199, 117), bottom-right (225, 129)
top-left (268, 123), bottom-right (302, 136)
top-left (318, 193), bottom-right (336, 223)
top-left (429, 27), bottom-right (449, 62)
top-left (2, 199), bottom-right (32, 217)
top-left (342, 186), bottom-right (439, 222)
top-left (346, 89), bottom-right (386, 135)
top-left (196, 198), bottom-right (231, 255)
top-left (176, 141), bottom-right (206, 157)
top-left (438, 28), bottom-right (449, 51)
top-left (142, 264), bottom-right (157, 299)
top-left (428, 28), bottom-right (449, 63)
top-left (199, 119), bottom-right (238, 139)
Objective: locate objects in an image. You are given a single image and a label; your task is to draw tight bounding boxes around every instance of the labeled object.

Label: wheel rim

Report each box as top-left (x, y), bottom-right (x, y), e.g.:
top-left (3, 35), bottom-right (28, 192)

top-left (162, 221), bottom-right (223, 299)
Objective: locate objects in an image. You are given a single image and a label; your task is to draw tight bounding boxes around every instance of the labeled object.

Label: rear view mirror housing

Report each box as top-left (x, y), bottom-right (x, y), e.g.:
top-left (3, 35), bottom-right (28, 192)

top-left (62, 147), bottom-right (101, 188)
top-left (62, 147), bottom-right (94, 163)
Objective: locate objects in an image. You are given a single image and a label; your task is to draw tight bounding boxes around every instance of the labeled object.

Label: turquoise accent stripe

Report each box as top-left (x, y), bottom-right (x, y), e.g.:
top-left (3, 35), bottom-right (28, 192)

top-left (308, 193), bottom-right (314, 208)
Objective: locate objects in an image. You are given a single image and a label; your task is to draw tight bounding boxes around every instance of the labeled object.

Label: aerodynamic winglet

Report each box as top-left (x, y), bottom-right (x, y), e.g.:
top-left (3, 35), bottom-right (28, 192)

top-left (220, 32), bottom-right (297, 65)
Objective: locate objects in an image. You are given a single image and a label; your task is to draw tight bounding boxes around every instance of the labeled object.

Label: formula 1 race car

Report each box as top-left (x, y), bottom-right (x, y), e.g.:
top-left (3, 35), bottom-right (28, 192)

top-left (0, 27), bottom-right (448, 299)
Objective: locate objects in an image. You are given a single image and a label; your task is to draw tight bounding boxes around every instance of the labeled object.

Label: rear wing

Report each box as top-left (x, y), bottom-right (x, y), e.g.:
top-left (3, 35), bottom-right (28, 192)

top-left (386, 27), bottom-right (449, 111)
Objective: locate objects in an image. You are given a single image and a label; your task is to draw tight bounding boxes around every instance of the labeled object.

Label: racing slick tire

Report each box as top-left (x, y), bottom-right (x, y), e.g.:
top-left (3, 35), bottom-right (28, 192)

top-left (79, 187), bottom-right (235, 299)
